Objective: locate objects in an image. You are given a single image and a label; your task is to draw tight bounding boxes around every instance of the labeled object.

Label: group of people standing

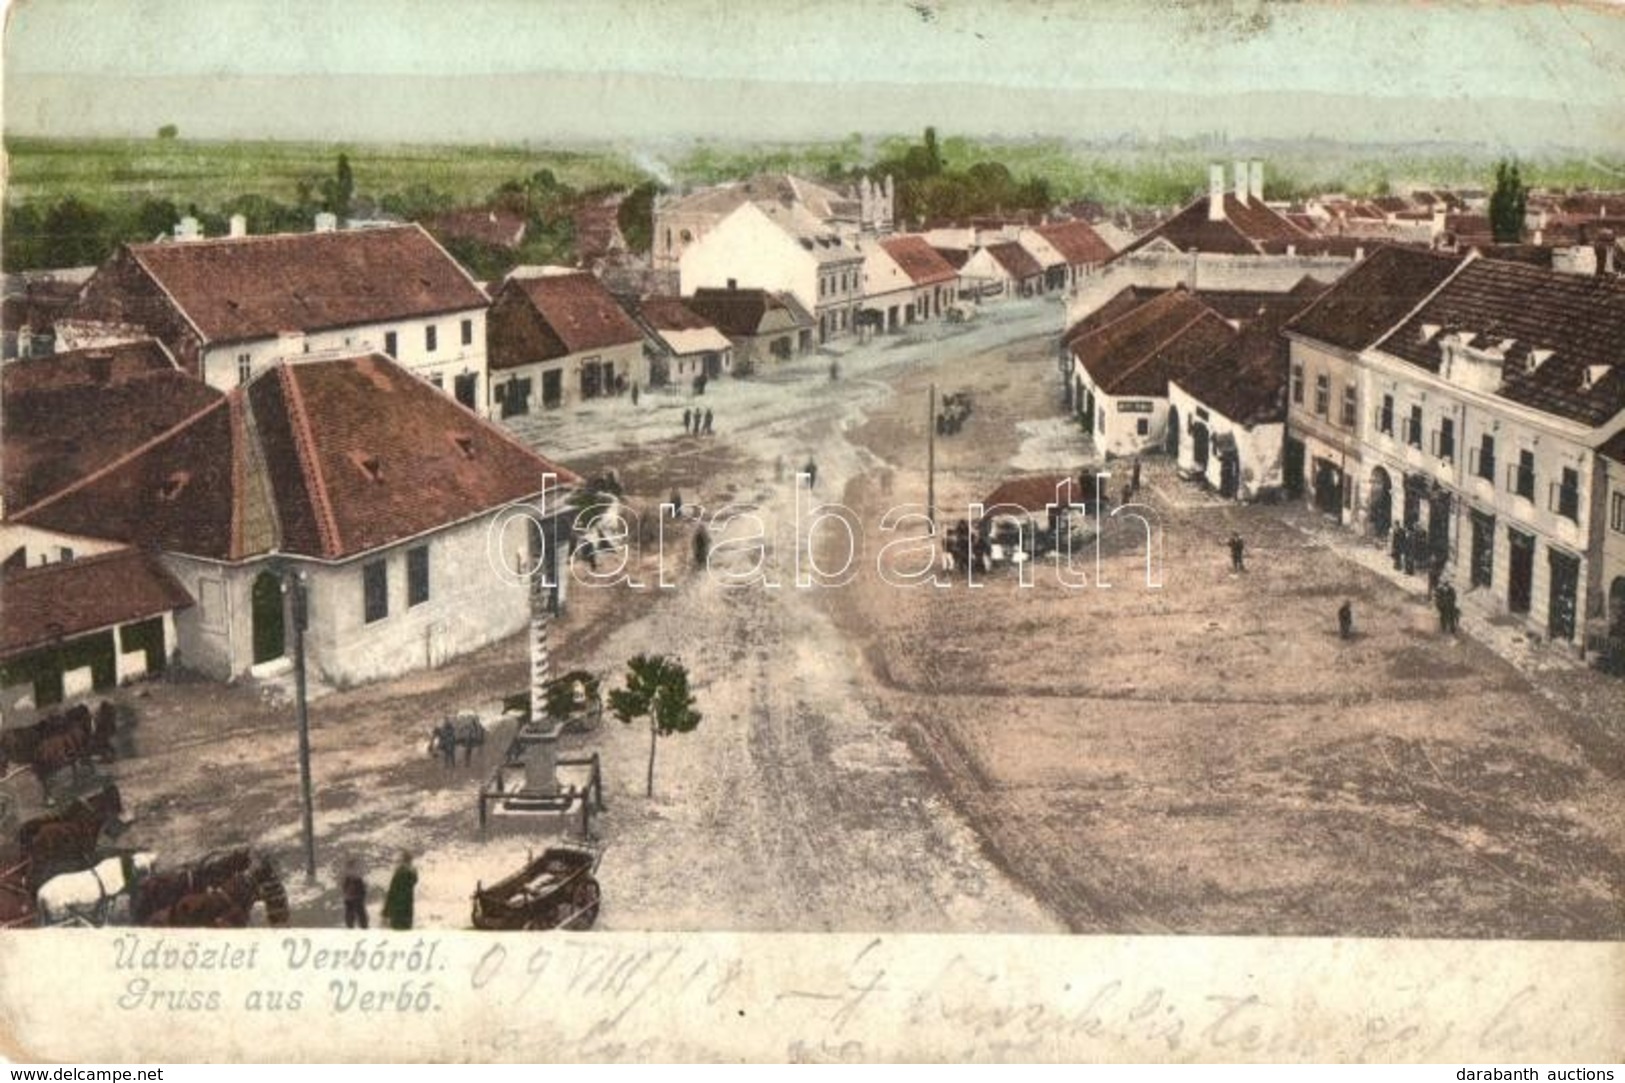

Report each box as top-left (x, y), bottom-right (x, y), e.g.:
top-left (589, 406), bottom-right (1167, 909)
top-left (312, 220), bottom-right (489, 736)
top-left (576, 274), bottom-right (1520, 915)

top-left (682, 407), bottom-right (715, 436)
top-left (341, 853), bottom-right (417, 931)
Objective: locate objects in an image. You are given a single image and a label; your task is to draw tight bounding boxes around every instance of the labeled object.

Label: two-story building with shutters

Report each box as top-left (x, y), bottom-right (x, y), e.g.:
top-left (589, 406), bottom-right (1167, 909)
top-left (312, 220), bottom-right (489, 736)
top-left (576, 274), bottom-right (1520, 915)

top-left (13, 353), bottom-right (578, 687)
top-left (1282, 246), bottom-right (1466, 522)
top-left (56, 223), bottom-right (493, 415)
top-left (1357, 258), bottom-right (1625, 647)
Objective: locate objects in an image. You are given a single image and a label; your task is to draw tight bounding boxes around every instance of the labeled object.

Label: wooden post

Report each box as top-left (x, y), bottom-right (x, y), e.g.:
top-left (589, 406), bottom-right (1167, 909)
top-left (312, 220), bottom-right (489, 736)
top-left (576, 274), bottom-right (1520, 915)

top-left (927, 383), bottom-right (937, 531)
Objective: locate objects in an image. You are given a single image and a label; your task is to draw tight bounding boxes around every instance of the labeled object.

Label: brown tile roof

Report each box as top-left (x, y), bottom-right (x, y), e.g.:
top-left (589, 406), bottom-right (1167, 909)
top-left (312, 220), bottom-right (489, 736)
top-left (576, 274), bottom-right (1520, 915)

top-left (634, 296), bottom-right (717, 333)
top-left (15, 354), bottom-right (580, 561)
top-left (1172, 280), bottom-right (1330, 428)
top-left (3, 341), bottom-right (224, 510)
top-left (118, 225), bottom-right (488, 345)
top-left (1033, 220), bottom-right (1115, 266)
top-left (982, 474), bottom-right (1090, 514)
top-left (933, 247), bottom-right (970, 270)
top-left (1119, 195), bottom-right (1308, 259)
top-left (1070, 288), bottom-right (1238, 398)
top-left (1061, 286), bottom-right (1163, 350)
top-left (0, 548), bottom-right (193, 661)
top-left (492, 273), bottom-right (643, 366)
top-left (985, 241), bottom-right (1044, 280)
top-left (422, 208), bottom-right (528, 250)
top-left (1374, 258), bottom-right (1625, 426)
top-left (1285, 246), bottom-right (1466, 352)
top-left (878, 236), bottom-right (959, 286)
top-left (685, 288), bottom-right (812, 337)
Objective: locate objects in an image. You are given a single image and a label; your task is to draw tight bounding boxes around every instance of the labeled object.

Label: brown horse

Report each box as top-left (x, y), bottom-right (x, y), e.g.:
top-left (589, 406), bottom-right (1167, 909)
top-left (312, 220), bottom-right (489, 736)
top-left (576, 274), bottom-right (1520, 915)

top-left (18, 784), bottom-right (126, 885)
top-left (150, 855), bottom-right (289, 928)
top-left (132, 849), bottom-right (253, 924)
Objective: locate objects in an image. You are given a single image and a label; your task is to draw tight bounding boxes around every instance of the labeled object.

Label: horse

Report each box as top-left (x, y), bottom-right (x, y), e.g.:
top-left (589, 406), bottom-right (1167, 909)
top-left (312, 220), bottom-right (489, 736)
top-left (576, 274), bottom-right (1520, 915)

top-left (35, 851), bottom-right (158, 926)
top-left (31, 728), bottom-right (94, 802)
top-left (131, 848), bottom-right (252, 924)
top-left (150, 855), bottom-right (289, 928)
top-left (18, 784), bottom-right (127, 885)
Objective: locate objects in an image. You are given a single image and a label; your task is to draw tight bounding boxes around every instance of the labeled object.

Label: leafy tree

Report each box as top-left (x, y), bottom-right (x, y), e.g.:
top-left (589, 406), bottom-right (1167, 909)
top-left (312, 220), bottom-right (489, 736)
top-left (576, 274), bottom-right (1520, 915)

top-left (321, 152), bottom-right (356, 220)
top-left (608, 654), bottom-right (701, 797)
top-left (1489, 159), bottom-right (1527, 243)
top-left (617, 180), bottom-right (661, 255)
top-left (42, 196), bottom-right (110, 268)
top-left (156, 124), bottom-right (178, 140)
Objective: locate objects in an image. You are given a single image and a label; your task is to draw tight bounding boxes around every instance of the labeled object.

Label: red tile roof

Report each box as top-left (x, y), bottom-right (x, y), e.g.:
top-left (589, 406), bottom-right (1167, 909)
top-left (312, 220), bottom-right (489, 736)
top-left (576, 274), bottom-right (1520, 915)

top-left (422, 207), bottom-right (528, 250)
top-left (1070, 288), bottom-right (1237, 398)
top-left (1285, 246), bottom-right (1466, 352)
top-left (982, 474), bottom-right (1090, 515)
top-left (491, 273), bottom-right (643, 366)
top-left (0, 548), bottom-right (193, 661)
top-left (15, 354), bottom-right (580, 561)
top-left (1374, 258), bottom-right (1625, 427)
top-left (878, 236), bottom-right (959, 286)
top-left (933, 247), bottom-right (971, 271)
top-left (1171, 279), bottom-right (1330, 428)
top-left (1033, 220), bottom-right (1116, 266)
top-left (684, 288), bottom-right (812, 337)
top-left (634, 296), bottom-right (718, 333)
top-left (117, 225), bottom-right (488, 345)
top-left (1061, 286), bottom-right (1163, 350)
top-left (3, 341), bottom-right (224, 510)
top-left (985, 241), bottom-right (1044, 280)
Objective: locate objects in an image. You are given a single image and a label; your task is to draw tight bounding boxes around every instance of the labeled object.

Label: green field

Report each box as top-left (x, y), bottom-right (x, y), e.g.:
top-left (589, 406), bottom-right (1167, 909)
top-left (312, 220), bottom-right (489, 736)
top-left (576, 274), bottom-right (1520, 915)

top-left (3, 136), bottom-right (648, 209)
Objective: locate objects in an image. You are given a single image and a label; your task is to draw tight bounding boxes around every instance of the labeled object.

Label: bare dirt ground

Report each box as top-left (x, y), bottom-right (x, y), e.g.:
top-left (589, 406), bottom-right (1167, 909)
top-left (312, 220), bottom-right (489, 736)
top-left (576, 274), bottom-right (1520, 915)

top-left (7, 296), bottom-right (1622, 938)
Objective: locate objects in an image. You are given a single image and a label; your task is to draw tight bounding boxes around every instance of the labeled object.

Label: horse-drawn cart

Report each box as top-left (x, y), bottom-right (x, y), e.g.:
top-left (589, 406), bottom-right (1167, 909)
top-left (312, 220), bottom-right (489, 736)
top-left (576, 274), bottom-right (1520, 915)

top-left (470, 845), bottom-right (602, 931)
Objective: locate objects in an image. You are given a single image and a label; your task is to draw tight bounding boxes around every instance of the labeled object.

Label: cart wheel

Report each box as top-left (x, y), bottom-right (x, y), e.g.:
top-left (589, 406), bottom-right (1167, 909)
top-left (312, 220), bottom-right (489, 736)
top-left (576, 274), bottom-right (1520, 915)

top-left (565, 878), bottom-right (601, 930)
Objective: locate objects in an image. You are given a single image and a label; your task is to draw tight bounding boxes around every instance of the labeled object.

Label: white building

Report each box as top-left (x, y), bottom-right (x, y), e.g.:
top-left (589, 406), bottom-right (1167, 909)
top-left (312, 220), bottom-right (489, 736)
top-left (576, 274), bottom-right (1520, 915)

top-left (57, 223), bottom-right (493, 415)
top-left (16, 353), bottom-right (579, 687)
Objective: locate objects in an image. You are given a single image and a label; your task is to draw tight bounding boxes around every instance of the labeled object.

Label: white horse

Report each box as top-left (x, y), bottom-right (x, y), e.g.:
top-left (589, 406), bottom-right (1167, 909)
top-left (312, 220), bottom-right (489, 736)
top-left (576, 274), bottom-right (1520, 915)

top-left (35, 851), bottom-right (157, 927)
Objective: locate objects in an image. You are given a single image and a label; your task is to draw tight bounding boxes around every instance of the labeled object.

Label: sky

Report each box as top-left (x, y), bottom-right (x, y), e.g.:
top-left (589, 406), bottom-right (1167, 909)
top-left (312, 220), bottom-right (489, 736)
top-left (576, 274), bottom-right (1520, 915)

top-left (4, 0), bottom-right (1624, 149)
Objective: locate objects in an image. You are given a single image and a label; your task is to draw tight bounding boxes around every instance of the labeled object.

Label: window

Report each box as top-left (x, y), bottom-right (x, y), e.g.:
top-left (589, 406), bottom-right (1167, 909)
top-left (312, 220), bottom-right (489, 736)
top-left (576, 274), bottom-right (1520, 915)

top-left (58, 546), bottom-right (74, 563)
top-left (1314, 374), bottom-right (1330, 416)
top-left (1612, 491), bottom-right (1625, 533)
top-left (1510, 449), bottom-right (1535, 500)
top-left (237, 353), bottom-right (252, 385)
top-left (1378, 394), bottom-right (1394, 435)
top-left (425, 325), bottom-right (438, 352)
top-left (1291, 362), bottom-right (1304, 406)
top-left (461, 319), bottom-right (473, 347)
top-left (1473, 433), bottom-right (1496, 481)
top-left (1432, 417), bottom-right (1455, 462)
top-left (362, 560), bottom-right (388, 624)
top-left (384, 331), bottom-right (398, 358)
top-left (1136, 418), bottom-right (1150, 436)
top-left (1340, 385), bottom-right (1357, 427)
top-left (1553, 467), bottom-right (1580, 522)
top-left (407, 546), bottom-right (430, 607)
top-left (1407, 405), bottom-right (1423, 448)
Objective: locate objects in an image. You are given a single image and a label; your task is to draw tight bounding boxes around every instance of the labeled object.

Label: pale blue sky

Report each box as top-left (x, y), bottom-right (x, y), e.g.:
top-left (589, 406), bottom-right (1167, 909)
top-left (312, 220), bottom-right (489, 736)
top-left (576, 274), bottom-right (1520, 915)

top-left (5, 0), bottom-right (1624, 146)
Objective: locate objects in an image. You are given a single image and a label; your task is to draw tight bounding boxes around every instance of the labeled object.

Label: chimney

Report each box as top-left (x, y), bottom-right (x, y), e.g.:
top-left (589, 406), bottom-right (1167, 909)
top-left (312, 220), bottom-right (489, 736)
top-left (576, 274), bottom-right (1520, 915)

top-left (314, 212), bottom-right (338, 233)
top-left (174, 216), bottom-right (202, 242)
top-left (229, 214), bottom-right (247, 239)
top-left (1234, 160), bottom-right (1249, 206)
top-left (1208, 164), bottom-right (1225, 222)
top-left (1534, 229), bottom-right (1544, 246)
top-left (1249, 160), bottom-right (1264, 203)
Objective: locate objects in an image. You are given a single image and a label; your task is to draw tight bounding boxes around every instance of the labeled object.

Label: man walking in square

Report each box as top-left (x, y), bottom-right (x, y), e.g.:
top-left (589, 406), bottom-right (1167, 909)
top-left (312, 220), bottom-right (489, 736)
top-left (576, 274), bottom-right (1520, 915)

top-left (1228, 532), bottom-right (1246, 573)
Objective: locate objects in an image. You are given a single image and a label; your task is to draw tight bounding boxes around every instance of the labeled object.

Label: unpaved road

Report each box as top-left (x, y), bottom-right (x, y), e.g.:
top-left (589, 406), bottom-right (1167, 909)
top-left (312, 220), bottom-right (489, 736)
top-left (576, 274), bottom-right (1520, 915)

top-left (8, 296), bottom-right (1622, 938)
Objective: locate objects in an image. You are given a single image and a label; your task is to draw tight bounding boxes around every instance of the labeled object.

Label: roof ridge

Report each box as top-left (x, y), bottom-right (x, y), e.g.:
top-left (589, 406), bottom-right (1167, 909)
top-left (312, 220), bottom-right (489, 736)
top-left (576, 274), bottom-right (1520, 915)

top-left (229, 392), bottom-right (246, 560)
top-left (10, 395), bottom-right (231, 523)
top-left (1113, 308), bottom-right (1229, 385)
top-left (276, 363), bottom-right (345, 559)
top-left (1070, 287), bottom-right (1190, 351)
top-left (1367, 250), bottom-right (1478, 355)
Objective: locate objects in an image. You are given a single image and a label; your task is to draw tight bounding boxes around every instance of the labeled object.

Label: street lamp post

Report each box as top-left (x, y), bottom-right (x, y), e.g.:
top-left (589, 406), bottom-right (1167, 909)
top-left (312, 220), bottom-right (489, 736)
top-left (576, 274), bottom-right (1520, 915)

top-left (286, 569), bottom-right (316, 883)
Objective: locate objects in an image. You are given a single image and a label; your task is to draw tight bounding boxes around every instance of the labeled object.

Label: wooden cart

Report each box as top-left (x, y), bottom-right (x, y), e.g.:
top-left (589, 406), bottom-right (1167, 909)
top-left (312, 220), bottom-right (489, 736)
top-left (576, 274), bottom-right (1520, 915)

top-left (470, 845), bottom-right (602, 931)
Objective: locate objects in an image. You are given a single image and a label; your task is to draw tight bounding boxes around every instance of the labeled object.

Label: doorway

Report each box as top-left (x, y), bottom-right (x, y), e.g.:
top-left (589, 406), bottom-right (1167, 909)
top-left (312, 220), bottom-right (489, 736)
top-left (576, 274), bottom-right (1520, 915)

top-left (1507, 529), bottom-right (1534, 614)
top-left (251, 571), bottom-right (286, 665)
top-left (1547, 550), bottom-right (1579, 641)
top-left (1368, 467), bottom-right (1393, 537)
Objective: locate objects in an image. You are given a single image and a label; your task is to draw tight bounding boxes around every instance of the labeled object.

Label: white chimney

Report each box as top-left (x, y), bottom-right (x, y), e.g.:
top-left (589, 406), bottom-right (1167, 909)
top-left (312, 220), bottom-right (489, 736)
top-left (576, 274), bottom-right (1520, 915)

top-left (229, 214), bottom-right (247, 239)
top-left (1234, 160), bottom-right (1249, 206)
top-left (314, 212), bottom-right (338, 233)
top-left (174, 216), bottom-right (203, 242)
top-left (1208, 164), bottom-right (1226, 222)
top-left (1249, 160), bottom-right (1264, 203)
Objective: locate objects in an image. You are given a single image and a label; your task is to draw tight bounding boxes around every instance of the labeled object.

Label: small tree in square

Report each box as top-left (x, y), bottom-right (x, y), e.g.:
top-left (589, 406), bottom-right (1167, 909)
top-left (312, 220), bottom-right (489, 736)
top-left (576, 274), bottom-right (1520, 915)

top-left (609, 655), bottom-right (701, 797)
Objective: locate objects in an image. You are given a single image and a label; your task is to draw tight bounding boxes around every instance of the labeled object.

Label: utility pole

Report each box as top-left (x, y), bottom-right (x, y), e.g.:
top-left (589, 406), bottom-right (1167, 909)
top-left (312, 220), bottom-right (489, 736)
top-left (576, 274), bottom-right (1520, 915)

top-left (288, 570), bottom-right (316, 883)
top-left (927, 383), bottom-right (937, 530)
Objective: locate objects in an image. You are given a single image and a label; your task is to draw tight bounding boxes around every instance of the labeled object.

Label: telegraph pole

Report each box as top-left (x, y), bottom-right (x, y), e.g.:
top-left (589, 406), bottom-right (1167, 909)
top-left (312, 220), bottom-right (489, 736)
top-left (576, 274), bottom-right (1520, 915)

top-left (289, 571), bottom-right (316, 883)
top-left (927, 383), bottom-right (937, 530)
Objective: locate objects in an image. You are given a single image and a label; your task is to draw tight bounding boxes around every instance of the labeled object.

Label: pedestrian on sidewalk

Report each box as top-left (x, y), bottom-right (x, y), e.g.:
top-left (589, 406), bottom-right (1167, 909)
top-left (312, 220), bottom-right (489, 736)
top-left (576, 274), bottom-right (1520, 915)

top-left (683, 407), bottom-right (693, 435)
top-left (703, 408), bottom-right (714, 435)
top-left (436, 717), bottom-right (457, 770)
top-left (1437, 580), bottom-right (1459, 634)
top-left (1390, 525), bottom-right (1406, 571)
top-left (1338, 600), bottom-right (1354, 640)
top-left (829, 360), bottom-right (841, 382)
top-left (630, 384), bottom-right (639, 407)
top-left (804, 458), bottom-right (818, 489)
top-left (1120, 483), bottom-right (1132, 509)
top-left (381, 853), bottom-right (417, 932)
top-left (1427, 551), bottom-right (1445, 599)
top-left (1131, 457), bottom-right (1142, 494)
top-left (693, 524), bottom-right (711, 569)
top-left (1228, 533), bottom-right (1246, 573)
top-left (341, 858), bottom-right (368, 930)
top-left (669, 488), bottom-right (683, 518)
